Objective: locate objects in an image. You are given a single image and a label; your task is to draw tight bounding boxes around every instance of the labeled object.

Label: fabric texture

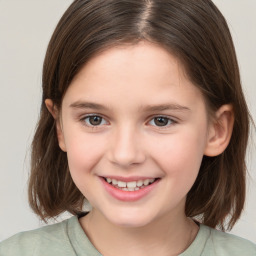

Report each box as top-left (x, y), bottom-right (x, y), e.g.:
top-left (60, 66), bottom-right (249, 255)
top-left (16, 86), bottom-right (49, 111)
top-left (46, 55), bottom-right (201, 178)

top-left (1, 216), bottom-right (256, 256)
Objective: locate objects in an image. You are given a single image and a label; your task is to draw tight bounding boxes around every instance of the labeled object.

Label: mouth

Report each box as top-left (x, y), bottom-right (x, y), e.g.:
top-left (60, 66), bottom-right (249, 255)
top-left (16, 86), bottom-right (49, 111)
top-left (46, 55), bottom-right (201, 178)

top-left (102, 177), bottom-right (160, 191)
top-left (100, 176), bottom-right (161, 202)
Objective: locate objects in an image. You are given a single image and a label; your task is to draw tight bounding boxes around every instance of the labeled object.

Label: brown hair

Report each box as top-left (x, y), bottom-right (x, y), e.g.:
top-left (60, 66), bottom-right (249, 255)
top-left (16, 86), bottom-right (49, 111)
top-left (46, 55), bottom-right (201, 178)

top-left (29, 0), bottom-right (250, 230)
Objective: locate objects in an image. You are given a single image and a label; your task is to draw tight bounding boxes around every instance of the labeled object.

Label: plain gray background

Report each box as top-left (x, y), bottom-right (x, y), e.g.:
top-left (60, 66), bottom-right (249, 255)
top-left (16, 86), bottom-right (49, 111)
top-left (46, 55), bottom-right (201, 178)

top-left (0, 0), bottom-right (255, 242)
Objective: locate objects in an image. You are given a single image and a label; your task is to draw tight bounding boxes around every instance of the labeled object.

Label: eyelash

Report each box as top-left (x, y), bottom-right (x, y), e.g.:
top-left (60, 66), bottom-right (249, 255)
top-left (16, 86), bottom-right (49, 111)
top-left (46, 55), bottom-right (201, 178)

top-left (81, 114), bottom-right (109, 127)
top-left (148, 116), bottom-right (177, 128)
top-left (80, 114), bottom-right (177, 129)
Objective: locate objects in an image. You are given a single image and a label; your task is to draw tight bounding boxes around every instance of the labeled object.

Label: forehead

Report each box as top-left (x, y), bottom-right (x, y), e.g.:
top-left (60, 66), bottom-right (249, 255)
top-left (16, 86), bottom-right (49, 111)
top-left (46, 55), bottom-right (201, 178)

top-left (63, 41), bottom-right (205, 111)
top-left (72, 42), bottom-right (186, 86)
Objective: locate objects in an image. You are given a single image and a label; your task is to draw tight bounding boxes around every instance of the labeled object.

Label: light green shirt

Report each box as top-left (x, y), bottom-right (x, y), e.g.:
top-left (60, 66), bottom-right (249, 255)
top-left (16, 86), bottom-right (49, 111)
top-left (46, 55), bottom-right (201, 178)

top-left (1, 216), bottom-right (256, 255)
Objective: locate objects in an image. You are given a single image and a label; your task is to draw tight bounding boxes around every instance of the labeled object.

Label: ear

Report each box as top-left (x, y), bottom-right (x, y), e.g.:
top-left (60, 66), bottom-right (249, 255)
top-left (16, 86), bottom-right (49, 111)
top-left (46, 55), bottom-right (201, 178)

top-left (45, 99), bottom-right (67, 152)
top-left (204, 104), bottom-right (234, 157)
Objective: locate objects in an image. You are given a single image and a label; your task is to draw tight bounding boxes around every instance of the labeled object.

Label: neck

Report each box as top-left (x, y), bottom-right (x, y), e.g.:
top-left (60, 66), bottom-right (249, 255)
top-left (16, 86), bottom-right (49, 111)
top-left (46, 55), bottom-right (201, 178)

top-left (79, 208), bottom-right (199, 256)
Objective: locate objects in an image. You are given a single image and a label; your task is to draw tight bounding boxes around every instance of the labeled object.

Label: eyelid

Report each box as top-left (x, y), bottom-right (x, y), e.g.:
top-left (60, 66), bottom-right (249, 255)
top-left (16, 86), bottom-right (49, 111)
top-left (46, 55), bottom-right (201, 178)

top-left (80, 113), bottom-right (109, 127)
top-left (147, 115), bottom-right (177, 128)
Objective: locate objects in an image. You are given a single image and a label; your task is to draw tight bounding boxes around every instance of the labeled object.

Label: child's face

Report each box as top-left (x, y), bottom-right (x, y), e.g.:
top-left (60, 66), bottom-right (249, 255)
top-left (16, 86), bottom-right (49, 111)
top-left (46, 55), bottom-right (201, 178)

top-left (58, 41), bottom-right (212, 227)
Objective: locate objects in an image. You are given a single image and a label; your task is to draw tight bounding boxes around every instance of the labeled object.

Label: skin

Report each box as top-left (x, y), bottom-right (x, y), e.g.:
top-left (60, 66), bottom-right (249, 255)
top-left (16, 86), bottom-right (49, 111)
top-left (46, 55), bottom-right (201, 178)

top-left (46, 41), bottom-right (234, 256)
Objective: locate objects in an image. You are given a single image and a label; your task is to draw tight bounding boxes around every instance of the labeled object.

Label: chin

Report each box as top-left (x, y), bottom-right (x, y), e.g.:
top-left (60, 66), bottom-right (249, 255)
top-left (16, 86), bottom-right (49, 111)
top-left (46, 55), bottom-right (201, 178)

top-left (104, 210), bottom-right (156, 229)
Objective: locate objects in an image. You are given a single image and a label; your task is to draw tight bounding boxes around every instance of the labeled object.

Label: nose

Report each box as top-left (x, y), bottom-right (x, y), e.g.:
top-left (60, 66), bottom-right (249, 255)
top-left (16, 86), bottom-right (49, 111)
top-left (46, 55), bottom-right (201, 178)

top-left (108, 126), bottom-right (146, 168)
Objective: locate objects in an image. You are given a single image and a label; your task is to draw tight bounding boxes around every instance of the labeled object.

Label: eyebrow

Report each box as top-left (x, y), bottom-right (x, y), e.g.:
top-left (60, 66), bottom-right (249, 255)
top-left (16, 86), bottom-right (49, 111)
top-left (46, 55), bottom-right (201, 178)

top-left (140, 104), bottom-right (190, 112)
top-left (70, 101), bottom-right (109, 111)
top-left (69, 101), bottom-right (190, 112)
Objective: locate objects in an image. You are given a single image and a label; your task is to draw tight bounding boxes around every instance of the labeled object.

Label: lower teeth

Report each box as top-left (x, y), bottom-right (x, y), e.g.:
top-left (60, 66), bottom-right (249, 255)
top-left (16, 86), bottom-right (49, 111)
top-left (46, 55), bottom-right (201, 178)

top-left (120, 187), bottom-right (141, 191)
top-left (114, 185), bottom-right (146, 191)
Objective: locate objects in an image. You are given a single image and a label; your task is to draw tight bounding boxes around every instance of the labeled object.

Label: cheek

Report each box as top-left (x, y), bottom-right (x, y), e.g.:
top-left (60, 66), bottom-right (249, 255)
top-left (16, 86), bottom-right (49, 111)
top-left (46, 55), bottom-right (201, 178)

top-left (64, 133), bottom-right (107, 199)
top-left (151, 129), bottom-right (207, 184)
top-left (64, 132), bottom-right (105, 177)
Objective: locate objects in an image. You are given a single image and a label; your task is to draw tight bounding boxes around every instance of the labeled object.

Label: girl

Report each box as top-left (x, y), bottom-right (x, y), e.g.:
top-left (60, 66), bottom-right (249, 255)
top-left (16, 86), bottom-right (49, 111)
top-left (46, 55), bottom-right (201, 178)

top-left (1, 0), bottom-right (255, 255)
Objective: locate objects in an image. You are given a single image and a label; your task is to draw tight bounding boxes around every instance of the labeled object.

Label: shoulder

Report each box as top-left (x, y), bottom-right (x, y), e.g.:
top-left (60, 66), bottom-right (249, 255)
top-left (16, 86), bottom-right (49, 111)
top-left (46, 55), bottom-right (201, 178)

top-left (0, 217), bottom-right (77, 256)
top-left (203, 225), bottom-right (256, 256)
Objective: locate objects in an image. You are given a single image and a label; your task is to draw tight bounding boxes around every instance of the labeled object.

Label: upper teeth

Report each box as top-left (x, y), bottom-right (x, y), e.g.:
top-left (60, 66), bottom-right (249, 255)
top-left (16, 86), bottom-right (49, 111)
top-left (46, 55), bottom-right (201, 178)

top-left (106, 178), bottom-right (156, 189)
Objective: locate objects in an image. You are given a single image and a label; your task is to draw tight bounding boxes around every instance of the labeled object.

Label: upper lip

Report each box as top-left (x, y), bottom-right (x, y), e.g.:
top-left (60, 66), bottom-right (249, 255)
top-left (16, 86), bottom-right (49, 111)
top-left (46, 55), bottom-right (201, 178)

top-left (100, 176), bottom-right (159, 182)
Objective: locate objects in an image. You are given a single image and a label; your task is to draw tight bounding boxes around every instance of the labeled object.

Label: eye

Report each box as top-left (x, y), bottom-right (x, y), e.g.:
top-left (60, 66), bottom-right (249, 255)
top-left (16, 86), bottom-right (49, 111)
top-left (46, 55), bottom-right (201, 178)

top-left (83, 115), bottom-right (108, 126)
top-left (148, 116), bottom-right (175, 127)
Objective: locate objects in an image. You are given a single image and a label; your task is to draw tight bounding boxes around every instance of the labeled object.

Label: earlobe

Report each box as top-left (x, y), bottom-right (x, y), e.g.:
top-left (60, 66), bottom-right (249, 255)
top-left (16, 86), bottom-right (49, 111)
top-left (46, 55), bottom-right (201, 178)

top-left (45, 99), bottom-right (67, 152)
top-left (204, 104), bottom-right (234, 157)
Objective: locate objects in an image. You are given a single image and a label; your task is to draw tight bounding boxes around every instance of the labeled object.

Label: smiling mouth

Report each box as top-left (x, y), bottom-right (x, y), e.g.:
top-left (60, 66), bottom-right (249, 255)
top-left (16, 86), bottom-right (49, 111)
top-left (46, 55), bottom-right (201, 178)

top-left (103, 177), bottom-right (159, 191)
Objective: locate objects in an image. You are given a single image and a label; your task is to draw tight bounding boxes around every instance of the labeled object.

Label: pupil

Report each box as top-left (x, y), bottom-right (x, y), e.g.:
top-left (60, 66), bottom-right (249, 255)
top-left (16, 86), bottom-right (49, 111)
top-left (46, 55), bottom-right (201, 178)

top-left (155, 117), bottom-right (168, 126)
top-left (89, 116), bottom-right (102, 125)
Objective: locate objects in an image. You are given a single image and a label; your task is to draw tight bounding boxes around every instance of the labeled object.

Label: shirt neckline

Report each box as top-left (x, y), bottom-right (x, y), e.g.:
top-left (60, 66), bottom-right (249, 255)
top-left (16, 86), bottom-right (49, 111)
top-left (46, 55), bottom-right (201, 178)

top-left (67, 216), bottom-right (211, 256)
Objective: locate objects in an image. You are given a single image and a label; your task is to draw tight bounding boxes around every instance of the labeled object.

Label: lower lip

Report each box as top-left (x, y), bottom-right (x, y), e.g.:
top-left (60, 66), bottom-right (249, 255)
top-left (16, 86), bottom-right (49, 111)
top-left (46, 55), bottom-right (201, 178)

top-left (100, 177), bottom-right (160, 202)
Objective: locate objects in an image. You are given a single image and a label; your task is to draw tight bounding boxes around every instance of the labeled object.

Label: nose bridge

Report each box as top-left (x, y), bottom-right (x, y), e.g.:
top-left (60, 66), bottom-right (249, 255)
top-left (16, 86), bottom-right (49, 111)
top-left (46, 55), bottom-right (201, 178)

top-left (109, 123), bottom-right (146, 167)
